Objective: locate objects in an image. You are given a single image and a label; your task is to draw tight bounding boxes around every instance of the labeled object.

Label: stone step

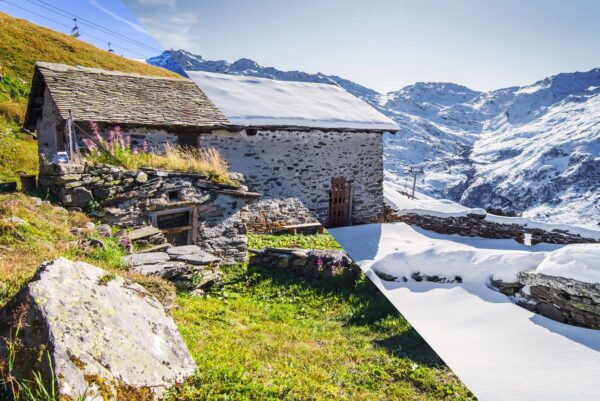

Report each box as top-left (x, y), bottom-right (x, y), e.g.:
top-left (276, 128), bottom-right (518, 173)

top-left (166, 245), bottom-right (203, 257)
top-left (123, 252), bottom-right (169, 267)
top-left (125, 226), bottom-right (162, 241)
top-left (173, 251), bottom-right (221, 266)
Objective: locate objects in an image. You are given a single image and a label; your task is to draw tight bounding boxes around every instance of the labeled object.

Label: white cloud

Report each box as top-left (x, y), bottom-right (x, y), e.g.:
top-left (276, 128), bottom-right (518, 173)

top-left (90, 0), bottom-right (150, 35)
top-left (138, 13), bottom-right (198, 51)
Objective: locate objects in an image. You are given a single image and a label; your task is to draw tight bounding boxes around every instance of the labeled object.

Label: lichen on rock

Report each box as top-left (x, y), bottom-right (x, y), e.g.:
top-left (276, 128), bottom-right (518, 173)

top-left (0, 258), bottom-right (196, 400)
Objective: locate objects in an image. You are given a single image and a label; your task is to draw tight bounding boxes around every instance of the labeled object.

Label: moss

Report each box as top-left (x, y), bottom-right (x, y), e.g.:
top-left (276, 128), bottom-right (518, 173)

top-left (127, 273), bottom-right (177, 312)
top-left (84, 374), bottom-right (156, 401)
top-left (68, 351), bottom-right (87, 370)
top-left (97, 272), bottom-right (117, 286)
top-left (84, 374), bottom-right (114, 401)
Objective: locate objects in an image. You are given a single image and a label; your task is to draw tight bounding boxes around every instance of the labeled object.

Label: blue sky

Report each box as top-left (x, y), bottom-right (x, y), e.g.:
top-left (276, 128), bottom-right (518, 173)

top-left (2, 1), bottom-right (600, 93)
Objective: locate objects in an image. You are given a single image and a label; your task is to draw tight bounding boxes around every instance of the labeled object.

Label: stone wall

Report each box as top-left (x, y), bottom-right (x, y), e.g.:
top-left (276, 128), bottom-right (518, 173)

top-left (249, 247), bottom-right (361, 281)
top-left (387, 209), bottom-right (600, 245)
top-left (36, 87), bottom-right (63, 160)
top-left (39, 162), bottom-right (260, 264)
top-left (492, 273), bottom-right (600, 329)
top-left (245, 197), bottom-right (319, 233)
top-left (199, 129), bottom-right (384, 226)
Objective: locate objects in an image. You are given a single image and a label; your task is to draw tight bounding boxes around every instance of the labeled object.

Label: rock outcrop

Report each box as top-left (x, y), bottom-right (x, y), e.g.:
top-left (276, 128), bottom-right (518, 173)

top-left (0, 258), bottom-right (196, 400)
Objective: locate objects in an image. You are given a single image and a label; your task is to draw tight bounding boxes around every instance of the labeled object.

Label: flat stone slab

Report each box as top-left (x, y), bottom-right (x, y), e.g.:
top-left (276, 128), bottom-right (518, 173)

top-left (125, 226), bottom-right (162, 241)
top-left (173, 251), bottom-right (221, 266)
top-left (0, 258), bottom-right (196, 400)
top-left (131, 261), bottom-right (188, 277)
top-left (123, 252), bottom-right (169, 267)
top-left (138, 243), bottom-right (172, 253)
top-left (166, 245), bottom-right (203, 256)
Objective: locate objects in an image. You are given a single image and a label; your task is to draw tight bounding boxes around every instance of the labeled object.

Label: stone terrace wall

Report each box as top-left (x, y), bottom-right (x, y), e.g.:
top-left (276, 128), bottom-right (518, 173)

top-left (492, 272), bottom-right (600, 329)
top-left (39, 162), bottom-right (260, 264)
top-left (249, 248), bottom-right (361, 281)
top-left (387, 209), bottom-right (599, 245)
top-left (199, 129), bottom-right (384, 226)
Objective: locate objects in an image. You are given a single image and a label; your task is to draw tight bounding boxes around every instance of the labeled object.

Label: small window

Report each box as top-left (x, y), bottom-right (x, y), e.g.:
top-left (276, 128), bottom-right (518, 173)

top-left (167, 190), bottom-right (180, 202)
top-left (177, 133), bottom-right (199, 148)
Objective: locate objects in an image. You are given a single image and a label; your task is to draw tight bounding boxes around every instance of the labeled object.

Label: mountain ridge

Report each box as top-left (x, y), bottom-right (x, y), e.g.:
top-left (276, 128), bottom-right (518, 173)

top-left (147, 50), bottom-right (600, 227)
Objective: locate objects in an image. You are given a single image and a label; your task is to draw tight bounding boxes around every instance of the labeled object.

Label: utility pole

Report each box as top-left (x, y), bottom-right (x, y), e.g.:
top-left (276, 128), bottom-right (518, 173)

top-left (407, 166), bottom-right (424, 199)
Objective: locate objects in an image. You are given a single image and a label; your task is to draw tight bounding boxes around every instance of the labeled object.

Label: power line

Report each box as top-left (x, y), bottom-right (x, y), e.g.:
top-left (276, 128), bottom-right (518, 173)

top-left (25, 0), bottom-right (162, 53)
top-left (0, 0), bottom-right (154, 58)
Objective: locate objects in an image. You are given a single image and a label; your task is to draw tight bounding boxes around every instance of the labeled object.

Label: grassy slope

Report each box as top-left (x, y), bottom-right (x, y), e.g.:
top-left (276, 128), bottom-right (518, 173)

top-left (0, 197), bottom-right (473, 400)
top-left (0, 11), bottom-right (178, 83)
top-left (0, 11), bottom-right (180, 183)
top-left (168, 234), bottom-right (474, 401)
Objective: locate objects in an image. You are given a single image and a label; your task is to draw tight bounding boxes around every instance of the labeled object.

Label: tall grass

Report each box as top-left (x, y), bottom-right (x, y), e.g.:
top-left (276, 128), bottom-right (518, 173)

top-left (82, 124), bottom-right (231, 183)
top-left (144, 144), bottom-right (229, 180)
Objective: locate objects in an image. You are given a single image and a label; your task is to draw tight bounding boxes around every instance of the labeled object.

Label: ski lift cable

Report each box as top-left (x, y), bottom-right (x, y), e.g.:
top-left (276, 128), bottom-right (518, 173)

top-left (0, 0), bottom-right (152, 58)
top-left (24, 0), bottom-right (163, 53)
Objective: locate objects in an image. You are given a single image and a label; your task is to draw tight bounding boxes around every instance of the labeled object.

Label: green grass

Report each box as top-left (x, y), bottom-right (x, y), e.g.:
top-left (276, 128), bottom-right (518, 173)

top-left (0, 120), bottom-right (38, 184)
top-left (167, 234), bottom-right (474, 401)
top-left (248, 232), bottom-right (343, 250)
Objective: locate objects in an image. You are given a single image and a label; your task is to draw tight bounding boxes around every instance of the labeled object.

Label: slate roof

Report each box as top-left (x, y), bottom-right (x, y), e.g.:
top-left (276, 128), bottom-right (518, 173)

top-left (25, 62), bottom-right (230, 129)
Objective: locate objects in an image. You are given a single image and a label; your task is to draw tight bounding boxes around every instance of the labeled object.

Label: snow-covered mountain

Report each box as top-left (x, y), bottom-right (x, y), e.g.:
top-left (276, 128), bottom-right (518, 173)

top-left (148, 50), bottom-right (600, 227)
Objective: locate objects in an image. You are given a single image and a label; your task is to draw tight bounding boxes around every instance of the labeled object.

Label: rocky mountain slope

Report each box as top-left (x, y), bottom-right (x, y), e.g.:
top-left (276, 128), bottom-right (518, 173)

top-left (147, 50), bottom-right (600, 227)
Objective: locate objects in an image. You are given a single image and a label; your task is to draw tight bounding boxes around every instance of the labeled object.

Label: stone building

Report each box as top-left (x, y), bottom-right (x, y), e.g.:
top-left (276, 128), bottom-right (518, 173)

top-left (25, 62), bottom-right (398, 229)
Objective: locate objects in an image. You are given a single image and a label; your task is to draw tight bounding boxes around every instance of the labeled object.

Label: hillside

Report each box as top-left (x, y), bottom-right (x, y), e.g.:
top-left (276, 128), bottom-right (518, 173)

top-left (0, 11), bottom-right (179, 122)
top-left (148, 50), bottom-right (600, 228)
top-left (0, 11), bottom-right (179, 183)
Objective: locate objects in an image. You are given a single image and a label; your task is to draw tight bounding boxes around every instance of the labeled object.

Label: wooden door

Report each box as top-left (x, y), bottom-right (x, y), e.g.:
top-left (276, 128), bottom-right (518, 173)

top-left (328, 177), bottom-right (352, 227)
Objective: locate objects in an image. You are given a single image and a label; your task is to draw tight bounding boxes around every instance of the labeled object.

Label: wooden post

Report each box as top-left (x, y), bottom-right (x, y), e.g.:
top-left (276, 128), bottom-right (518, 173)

top-left (66, 110), bottom-right (74, 162)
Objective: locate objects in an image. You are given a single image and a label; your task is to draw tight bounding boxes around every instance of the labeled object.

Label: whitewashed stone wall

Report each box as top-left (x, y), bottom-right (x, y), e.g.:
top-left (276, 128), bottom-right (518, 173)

top-left (199, 129), bottom-right (384, 225)
top-left (119, 127), bottom-right (177, 151)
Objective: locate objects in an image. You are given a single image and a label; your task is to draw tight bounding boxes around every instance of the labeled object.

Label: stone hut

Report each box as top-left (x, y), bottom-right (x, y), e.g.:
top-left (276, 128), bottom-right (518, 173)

top-left (25, 62), bottom-right (399, 229)
top-left (187, 72), bottom-right (399, 227)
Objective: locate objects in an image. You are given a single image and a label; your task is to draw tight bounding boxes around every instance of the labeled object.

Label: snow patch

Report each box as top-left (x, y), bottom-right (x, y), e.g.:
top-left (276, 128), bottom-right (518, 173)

top-left (187, 71), bottom-right (399, 130)
top-left (535, 244), bottom-right (600, 284)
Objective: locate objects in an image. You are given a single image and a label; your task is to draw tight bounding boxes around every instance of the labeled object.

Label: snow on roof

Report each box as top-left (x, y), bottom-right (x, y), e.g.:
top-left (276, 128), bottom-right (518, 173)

top-left (186, 71), bottom-right (399, 131)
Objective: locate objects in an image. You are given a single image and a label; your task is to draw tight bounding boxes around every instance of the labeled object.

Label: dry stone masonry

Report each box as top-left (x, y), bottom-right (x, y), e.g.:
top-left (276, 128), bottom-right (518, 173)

top-left (245, 197), bottom-right (320, 233)
top-left (249, 247), bottom-right (361, 280)
top-left (199, 129), bottom-right (385, 226)
top-left (388, 209), bottom-right (600, 245)
top-left (39, 161), bottom-right (261, 264)
top-left (492, 272), bottom-right (600, 329)
top-left (124, 245), bottom-right (222, 294)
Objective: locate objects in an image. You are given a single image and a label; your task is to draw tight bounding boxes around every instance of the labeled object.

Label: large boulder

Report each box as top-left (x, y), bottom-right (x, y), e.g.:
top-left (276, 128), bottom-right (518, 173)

top-left (0, 258), bottom-right (196, 400)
